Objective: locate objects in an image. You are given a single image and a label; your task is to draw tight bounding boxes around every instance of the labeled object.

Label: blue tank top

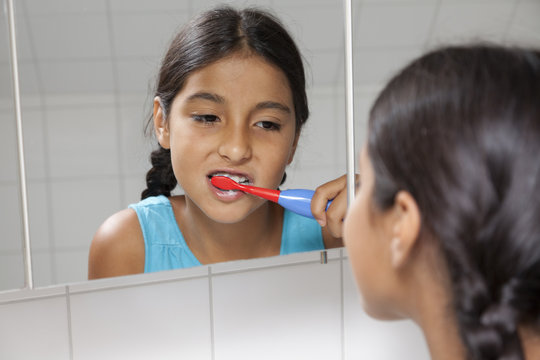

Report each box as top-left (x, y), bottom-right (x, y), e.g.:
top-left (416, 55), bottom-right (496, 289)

top-left (129, 195), bottom-right (324, 272)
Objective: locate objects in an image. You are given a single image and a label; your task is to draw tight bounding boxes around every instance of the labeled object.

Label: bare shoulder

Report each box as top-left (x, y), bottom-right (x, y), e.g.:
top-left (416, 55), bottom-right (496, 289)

top-left (88, 208), bottom-right (145, 280)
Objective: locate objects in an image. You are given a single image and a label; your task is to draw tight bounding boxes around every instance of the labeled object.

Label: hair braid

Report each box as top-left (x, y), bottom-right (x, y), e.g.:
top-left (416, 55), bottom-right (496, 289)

top-left (141, 146), bottom-right (177, 200)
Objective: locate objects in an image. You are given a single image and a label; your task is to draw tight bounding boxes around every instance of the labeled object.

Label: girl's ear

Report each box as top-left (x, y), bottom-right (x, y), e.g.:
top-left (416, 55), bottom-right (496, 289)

top-left (287, 132), bottom-right (301, 165)
top-left (389, 190), bottom-right (421, 269)
top-left (153, 96), bottom-right (170, 149)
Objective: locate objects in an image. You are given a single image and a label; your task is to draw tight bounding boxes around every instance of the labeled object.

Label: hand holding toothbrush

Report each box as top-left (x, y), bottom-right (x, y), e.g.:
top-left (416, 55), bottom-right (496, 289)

top-left (311, 174), bottom-right (348, 242)
top-left (211, 174), bottom-right (348, 246)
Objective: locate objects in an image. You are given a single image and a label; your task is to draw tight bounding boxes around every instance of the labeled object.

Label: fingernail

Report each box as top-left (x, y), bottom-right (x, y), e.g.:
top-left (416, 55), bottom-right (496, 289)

top-left (317, 219), bottom-right (325, 227)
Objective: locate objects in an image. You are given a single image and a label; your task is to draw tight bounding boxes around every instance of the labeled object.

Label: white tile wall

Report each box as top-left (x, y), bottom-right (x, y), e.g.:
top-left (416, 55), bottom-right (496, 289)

top-left (0, 254), bottom-right (24, 290)
top-left (505, 0), bottom-right (540, 46)
top-left (0, 112), bottom-right (19, 183)
top-left (0, 184), bottom-right (23, 252)
top-left (354, 2), bottom-right (437, 49)
top-left (427, 1), bottom-right (516, 46)
top-left (0, 289), bottom-right (71, 360)
top-left (0, 250), bottom-right (431, 359)
top-left (343, 259), bottom-right (430, 359)
top-left (212, 260), bottom-right (342, 359)
top-left (70, 277), bottom-right (212, 360)
top-left (38, 60), bottom-right (115, 95)
top-left (49, 178), bottom-right (123, 249)
top-left (111, 12), bottom-right (190, 59)
top-left (46, 106), bottom-right (119, 179)
top-left (28, 14), bottom-right (111, 60)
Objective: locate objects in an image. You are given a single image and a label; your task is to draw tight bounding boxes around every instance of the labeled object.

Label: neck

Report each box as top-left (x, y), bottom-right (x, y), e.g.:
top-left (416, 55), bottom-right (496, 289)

top-left (403, 255), bottom-right (467, 360)
top-left (176, 196), bottom-right (283, 264)
top-left (521, 326), bottom-right (540, 360)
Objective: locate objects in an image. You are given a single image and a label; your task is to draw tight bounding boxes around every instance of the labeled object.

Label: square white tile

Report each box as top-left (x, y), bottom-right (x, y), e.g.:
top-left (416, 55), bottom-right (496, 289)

top-left (505, 0), bottom-right (540, 47)
top-left (69, 277), bottom-right (212, 360)
top-left (212, 260), bottom-right (342, 359)
top-left (355, 3), bottom-right (437, 48)
top-left (354, 47), bottom-right (422, 87)
top-left (0, 253), bottom-right (25, 292)
top-left (274, 3), bottom-right (344, 52)
top-left (22, 0), bottom-right (108, 14)
top-left (46, 105), bottom-right (119, 178)
top-left (115, 58), bottom-right (160, 94)
top-left (28, 13), bottom-right (111, 60)
top-left (342, 259), bottom-right (430, 359)
top-left (0, 294), bottom-right (71, 360)
top-left (54, 248), bottom-right (91, 285)
top-left (50, 177), bottom-right (123, 249)
top-left (38, 60), bottom-right (115, 95)
top-left (428, 1), bottom-right (515, 46)
top-left (110, 0), bottom-right (190, 12)
top-left (111, 12), bottom-right (190, 58)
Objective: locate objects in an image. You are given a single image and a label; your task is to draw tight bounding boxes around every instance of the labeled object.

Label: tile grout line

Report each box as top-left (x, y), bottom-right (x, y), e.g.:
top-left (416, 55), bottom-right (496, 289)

top-left (208, 267), bottom-right (216, 360)
top-left (66, 286), bottom-right (74, 360)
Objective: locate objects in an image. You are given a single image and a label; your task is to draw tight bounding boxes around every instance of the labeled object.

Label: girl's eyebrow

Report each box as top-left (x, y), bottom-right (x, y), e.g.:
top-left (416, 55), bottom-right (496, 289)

top-left (255, 101), bottom-right (291, 114)
top-left (185, 92), bottom-right (225, 104)
top-left (186, 92), bottom-right (291, 114)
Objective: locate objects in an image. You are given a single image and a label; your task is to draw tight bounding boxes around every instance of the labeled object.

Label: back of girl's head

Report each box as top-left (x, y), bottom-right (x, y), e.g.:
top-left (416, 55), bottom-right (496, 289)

top-left (368, 45), bottom-right (540, 360)
top-left (142, 6), bottom-right (308, 199)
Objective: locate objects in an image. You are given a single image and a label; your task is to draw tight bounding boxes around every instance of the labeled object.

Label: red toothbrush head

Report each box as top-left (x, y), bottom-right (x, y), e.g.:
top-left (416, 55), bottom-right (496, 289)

top-left (210, 176), bottom-right (244, 191)
top-left (210, 176), bottom-right (280, 202)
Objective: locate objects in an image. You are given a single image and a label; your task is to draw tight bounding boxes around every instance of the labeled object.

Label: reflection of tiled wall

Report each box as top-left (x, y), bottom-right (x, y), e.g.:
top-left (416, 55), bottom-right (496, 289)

top-left (0, 249), bottom-right (431, 360)
top-left (0, 0), bottom-right (350, 290)
top-left (2, 0), bottom-right (540, 290)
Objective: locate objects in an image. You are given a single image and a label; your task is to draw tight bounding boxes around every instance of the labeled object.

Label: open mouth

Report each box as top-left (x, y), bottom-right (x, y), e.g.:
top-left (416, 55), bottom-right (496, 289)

top-left (208, 172), bottom-right (251, 186)
top-left (208, 172), bottom-right (252, 195)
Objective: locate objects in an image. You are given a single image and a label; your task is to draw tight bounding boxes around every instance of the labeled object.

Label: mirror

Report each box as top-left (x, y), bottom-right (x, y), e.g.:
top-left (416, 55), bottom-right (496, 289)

top-left (2, 0), bottom-right (539, 291)
top-left (1, 0), bottom-right (347, 289)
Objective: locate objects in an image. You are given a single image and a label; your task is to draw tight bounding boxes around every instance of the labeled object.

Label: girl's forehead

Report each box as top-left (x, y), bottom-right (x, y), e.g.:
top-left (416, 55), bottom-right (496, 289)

top-left (175, 54), bottom-right (293, 105)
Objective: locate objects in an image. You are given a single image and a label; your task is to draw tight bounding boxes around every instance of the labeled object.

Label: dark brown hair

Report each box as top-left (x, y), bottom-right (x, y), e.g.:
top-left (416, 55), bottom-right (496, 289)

top-left (368, 45), bottom-right (540, 360)
top-left (142, 6), bottom-right (308, 200)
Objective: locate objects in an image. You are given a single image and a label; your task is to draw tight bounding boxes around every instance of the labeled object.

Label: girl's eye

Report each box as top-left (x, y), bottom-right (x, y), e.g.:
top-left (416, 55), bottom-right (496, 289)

top-left (255, 121), bottom-right (281, 131)
top-left (192, 114), bottom-right (219, 123)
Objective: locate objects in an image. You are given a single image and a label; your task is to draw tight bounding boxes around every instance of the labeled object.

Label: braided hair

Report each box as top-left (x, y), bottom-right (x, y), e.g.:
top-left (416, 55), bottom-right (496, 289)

top-left (367, 45), bottom-right (540, 359)
top-left (141, 6), bottom-right (309, 200)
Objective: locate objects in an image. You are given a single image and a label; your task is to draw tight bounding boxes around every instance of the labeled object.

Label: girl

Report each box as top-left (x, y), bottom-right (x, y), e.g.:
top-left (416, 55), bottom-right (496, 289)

top-left (89, 7), bottom-right (346, 279)
top-left (344, 45), bottom-right (540, 359)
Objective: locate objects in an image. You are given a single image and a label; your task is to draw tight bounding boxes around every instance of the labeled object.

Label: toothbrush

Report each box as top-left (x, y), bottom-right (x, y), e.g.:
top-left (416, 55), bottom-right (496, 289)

top-left (210, 176), bottom-right (331, 219)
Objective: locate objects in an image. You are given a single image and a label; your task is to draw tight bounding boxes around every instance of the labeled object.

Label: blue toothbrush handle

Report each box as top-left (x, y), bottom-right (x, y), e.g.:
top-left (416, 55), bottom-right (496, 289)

top-left (277, 189), bottom-right (332, 219)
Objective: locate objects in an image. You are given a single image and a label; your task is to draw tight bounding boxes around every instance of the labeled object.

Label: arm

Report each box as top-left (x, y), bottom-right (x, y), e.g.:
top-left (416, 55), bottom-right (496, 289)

top-left (88, 209), bottom-right (145, 279)
top-left (311, 174), bottom-right (348, 249)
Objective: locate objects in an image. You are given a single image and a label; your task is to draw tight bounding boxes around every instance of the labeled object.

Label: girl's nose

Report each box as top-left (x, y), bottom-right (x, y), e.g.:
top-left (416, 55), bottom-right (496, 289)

top-left (217, 124), bottom-right (252, 163)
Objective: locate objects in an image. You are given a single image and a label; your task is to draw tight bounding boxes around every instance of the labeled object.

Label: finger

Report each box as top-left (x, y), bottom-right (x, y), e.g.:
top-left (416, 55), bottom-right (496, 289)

top-left (311, 175), bottom-right (347, 226)
top-left (324, 189), bottom-right (348, 238)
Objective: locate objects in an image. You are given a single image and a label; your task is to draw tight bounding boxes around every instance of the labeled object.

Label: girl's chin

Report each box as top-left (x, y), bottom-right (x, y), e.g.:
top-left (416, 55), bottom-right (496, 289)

top-left (203, 206), bottom-right (258, 224)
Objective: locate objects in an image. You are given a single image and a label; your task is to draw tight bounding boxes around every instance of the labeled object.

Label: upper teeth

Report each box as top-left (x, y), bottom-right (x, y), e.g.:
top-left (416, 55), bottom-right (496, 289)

top-left (211, 172), bottom-right (250, 184)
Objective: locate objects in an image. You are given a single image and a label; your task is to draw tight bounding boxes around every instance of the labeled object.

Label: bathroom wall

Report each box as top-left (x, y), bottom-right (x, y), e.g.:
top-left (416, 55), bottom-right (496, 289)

top-left (0, 248), bottom-right (431, 360)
